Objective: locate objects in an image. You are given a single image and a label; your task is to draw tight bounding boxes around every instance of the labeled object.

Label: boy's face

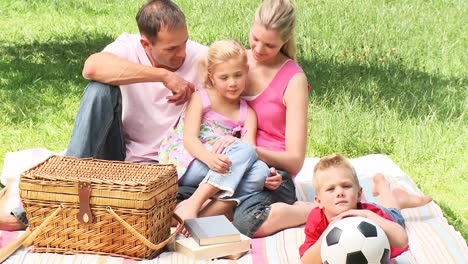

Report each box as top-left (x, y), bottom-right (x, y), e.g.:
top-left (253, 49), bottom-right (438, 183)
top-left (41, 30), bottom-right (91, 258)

top-left (314, 166), bottom-right (362, 221)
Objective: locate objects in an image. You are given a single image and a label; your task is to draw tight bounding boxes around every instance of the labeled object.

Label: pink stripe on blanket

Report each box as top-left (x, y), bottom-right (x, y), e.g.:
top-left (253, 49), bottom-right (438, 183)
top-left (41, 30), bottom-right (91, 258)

top-left (0, 230), bottom-right (19, 248)
top-left (251, 238), bottom-right (267, 263)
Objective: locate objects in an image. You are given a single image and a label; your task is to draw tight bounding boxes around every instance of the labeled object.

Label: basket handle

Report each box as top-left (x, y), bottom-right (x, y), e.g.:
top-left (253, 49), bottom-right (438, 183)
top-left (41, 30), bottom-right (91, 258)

top-left (107, 207), bottom-right (184, 251)
top-left (0, 204), bottom-right (63, 263)
top-left (23, 204), bottom-right (64, 247)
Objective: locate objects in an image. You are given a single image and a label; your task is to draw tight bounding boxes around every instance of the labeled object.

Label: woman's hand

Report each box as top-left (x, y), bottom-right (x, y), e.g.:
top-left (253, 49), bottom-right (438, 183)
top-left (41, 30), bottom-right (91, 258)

top-left (211, 136), bottom-right (238, 154)
top-left (264, 167), bottom-right (282, 190)
top-left (206, 153), bottom-right (232, 173)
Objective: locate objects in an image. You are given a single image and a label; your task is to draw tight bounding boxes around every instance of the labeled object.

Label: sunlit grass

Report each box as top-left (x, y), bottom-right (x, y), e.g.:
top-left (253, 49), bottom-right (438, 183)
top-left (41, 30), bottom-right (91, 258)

top-left (0, 0), bottom-right (466, 238)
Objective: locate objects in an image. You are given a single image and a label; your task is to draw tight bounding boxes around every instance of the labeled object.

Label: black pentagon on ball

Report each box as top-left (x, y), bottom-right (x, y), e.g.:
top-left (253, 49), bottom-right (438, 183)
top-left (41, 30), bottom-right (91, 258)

top-left (380, 248), bottom-right (390, 263)
top-left (322, 261), bottom-right (329, 264)
top-left (325, 227), bottom-right (342, 246)
top-left (346, 251), bottom-right (368, 264)
top-left (357, 221), bottom-right (377, 238)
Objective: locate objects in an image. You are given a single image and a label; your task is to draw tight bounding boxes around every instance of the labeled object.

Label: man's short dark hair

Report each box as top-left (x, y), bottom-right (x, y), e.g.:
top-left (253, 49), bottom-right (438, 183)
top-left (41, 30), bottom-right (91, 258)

top-left (136, 0), bottom-right (186, 44)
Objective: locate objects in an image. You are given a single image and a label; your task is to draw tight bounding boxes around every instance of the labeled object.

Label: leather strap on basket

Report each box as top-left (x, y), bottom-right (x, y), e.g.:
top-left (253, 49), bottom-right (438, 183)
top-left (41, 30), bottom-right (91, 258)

top-left (107, 207), bottom-right (184, 250)
top-left (78, 182), bottom-right (93, 224)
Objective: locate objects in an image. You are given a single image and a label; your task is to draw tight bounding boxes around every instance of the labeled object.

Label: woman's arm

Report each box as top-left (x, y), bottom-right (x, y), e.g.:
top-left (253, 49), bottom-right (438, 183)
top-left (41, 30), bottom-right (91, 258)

top-left (241, 107), bottom-right (258, 145)
top-left (256, 72), bottom-right (309, 175)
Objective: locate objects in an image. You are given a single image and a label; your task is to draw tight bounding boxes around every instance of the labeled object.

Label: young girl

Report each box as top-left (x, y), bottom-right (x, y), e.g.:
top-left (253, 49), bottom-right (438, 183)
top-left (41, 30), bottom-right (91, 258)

top-left (158, 39), bottom-right (269, 221)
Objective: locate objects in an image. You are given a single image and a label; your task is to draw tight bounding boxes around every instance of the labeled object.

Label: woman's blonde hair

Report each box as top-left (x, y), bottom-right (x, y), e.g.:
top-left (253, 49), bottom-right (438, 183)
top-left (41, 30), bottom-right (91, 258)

top-left (199, 39), bottom-right (247, 89)
top-left (254, 0), bottom-right (297, 59)
top-left (312, 154), bottom-right (359, 193)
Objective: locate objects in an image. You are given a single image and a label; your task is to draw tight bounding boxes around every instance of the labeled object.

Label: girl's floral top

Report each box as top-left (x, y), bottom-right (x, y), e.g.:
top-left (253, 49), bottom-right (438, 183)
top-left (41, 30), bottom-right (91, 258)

top-left (158, 88), bottom-right (248, 179)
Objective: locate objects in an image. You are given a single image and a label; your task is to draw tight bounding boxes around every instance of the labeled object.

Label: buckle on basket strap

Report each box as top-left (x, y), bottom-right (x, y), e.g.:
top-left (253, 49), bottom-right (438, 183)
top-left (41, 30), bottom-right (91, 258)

top-left (78, 182), bottom-right (93, 224)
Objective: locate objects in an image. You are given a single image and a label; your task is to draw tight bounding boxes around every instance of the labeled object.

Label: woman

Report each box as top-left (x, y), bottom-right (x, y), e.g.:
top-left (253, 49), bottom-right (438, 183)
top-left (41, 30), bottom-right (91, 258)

top-left (181, 0), bottom-right (313, 237)
top-left (233, 0), bottom-right (312, 237)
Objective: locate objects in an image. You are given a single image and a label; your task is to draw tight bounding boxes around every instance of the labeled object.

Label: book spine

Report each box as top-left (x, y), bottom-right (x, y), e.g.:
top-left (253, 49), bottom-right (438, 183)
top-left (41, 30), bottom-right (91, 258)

top-left (185, 220), bottom-right (205, 245)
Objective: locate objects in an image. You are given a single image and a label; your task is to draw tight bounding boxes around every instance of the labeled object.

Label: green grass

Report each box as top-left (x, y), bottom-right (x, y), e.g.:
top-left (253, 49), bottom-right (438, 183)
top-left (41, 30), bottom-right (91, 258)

top-left (0, 0), bottom-right (466, 239)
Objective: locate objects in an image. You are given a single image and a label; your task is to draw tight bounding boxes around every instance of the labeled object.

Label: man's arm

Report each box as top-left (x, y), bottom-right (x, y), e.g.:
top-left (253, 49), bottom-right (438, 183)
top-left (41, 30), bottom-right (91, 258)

top-left (82, 52), bottom-right (194, 105)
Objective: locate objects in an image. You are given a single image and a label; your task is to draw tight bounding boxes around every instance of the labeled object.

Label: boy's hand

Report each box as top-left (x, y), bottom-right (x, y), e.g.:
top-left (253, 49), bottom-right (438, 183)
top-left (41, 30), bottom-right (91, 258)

top-left (206, 153), bottom-right (231, 173)
top-left (331, 209), bottom-right (373, 222)
top-left (264, 167), bottom-right (282, 190)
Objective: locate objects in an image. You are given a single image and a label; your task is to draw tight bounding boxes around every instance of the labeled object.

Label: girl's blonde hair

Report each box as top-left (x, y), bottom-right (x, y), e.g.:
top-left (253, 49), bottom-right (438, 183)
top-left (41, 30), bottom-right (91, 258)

top-left (199, 39), bottom-right (247, 89)
top-left (254, 0), bottom-right (297, 59)
top-left (312, 154), bottom-right (359, 193)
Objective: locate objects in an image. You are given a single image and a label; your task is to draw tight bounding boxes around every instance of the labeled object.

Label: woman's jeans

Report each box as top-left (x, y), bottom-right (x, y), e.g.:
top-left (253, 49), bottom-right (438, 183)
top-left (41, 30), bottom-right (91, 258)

top-left (178, 169), bottom-right (297, 237)
top-left (179, 141), bottom-right (269, 204)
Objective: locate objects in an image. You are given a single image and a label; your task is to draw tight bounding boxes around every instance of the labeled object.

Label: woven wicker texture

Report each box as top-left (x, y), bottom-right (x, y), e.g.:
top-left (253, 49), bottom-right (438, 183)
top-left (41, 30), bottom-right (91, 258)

top-left (19, 155), bottom-right (178, 260)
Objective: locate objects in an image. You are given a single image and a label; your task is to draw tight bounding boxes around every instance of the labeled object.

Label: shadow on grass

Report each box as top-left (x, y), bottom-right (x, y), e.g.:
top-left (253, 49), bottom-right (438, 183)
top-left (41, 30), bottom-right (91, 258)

top-left (298, 56), bottom-right (466, 121)
top-left (0, 34), bottom-right (114, 124)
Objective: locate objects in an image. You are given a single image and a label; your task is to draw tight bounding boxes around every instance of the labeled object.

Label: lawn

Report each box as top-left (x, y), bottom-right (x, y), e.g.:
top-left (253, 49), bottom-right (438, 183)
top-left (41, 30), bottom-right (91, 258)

top-left (0, 0), bottom-right (466, 239)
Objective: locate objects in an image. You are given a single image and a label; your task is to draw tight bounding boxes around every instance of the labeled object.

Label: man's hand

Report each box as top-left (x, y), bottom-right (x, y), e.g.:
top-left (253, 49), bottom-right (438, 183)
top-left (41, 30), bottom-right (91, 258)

top-left (163, 72), bottom-right (195, 105)
top-left (211, 136), bottom-right (238, 154)
top-left (264, 167), bottom-right (282, 190)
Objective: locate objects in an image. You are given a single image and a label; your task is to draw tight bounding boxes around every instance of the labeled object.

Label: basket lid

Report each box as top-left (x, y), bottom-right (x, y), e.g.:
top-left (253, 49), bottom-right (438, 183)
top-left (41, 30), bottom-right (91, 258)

top-left (21, 155), bottom-right (176, 188)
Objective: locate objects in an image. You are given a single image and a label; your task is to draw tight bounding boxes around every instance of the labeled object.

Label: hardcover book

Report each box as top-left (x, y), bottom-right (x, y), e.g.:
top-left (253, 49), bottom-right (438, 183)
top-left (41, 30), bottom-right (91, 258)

top-left (184, 215), bottom-right (241, 246)
top-left (175, 234), bottom-right (251, 260)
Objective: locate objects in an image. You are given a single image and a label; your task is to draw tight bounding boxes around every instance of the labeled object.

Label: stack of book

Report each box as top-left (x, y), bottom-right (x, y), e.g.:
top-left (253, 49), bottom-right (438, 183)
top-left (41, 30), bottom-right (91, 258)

top-left (174, 215), bottom-right (251, 260)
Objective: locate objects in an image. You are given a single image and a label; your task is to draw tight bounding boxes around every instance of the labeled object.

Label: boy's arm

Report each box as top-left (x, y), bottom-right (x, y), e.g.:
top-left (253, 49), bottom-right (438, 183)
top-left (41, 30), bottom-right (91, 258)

top-left (332, 209), bottom-right (409, 248)
top-left (301, 235), bottom-right (324, 264)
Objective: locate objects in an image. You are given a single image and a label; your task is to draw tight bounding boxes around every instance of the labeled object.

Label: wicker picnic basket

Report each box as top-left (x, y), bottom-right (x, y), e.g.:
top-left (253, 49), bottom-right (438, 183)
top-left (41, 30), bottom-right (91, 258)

top-left (18, 155), bottom-right (183, 260)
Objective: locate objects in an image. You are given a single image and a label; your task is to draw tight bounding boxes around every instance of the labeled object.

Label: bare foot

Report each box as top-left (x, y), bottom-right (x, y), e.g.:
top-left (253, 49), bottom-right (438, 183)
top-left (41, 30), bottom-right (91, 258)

top-left (175, 200), bottom-right (198, 221)
top-left (174, 200), bottom-right (199, 237)
top-left (393, 188), bottom-right (432, 210)
top-left (0, 213), bottom-right (26, 231)
top-left (372, 173), bottom-right (386, 197)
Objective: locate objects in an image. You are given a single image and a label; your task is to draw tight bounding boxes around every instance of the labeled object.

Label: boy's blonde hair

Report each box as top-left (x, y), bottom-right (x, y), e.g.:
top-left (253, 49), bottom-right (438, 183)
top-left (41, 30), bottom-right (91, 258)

top-left (312, 154), bottom-right (359, 193)
top-left (199, 39), bottom-right (247, 89)
top-left (254, 0), bottom-right (297, 59)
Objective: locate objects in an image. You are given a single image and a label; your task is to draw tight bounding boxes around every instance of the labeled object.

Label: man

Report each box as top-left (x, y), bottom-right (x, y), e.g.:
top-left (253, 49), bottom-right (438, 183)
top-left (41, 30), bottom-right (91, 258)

top-left (1, 0), bottom-right (207, 230)
top-left (67, 0), bottom-right (206, 162)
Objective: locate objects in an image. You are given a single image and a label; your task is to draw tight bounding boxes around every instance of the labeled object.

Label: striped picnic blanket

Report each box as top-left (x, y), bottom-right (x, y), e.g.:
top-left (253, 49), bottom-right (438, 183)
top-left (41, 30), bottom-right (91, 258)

top-left (1, 149), bottom-right (467, 263)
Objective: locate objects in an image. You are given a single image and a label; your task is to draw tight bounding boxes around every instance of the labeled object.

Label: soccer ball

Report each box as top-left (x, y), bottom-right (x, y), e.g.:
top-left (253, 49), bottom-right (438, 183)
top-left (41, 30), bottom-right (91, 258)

top-left (321, 216), bottom-right (390, 264)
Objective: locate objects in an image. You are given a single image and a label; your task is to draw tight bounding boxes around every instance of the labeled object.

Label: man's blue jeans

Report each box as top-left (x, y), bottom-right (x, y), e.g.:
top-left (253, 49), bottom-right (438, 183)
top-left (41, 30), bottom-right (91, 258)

top-left (65, 81), bottom-right (126, 160)
top-left (12, 81), bottom-right (126, 226)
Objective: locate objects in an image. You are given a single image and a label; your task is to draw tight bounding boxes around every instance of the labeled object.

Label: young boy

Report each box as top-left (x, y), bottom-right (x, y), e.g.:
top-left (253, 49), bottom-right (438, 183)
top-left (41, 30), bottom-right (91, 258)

top-left (299, 154), bottom-right (432, 263)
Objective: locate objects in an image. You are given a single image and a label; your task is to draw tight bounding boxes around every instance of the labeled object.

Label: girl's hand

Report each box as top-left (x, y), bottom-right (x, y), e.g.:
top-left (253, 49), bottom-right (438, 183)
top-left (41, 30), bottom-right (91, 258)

top-left (264, 167), bottom-right (282, 190)
top-left (206, 153), bottom-right (232, 173)
top-left (211, 136), bottom-right (238, 154)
